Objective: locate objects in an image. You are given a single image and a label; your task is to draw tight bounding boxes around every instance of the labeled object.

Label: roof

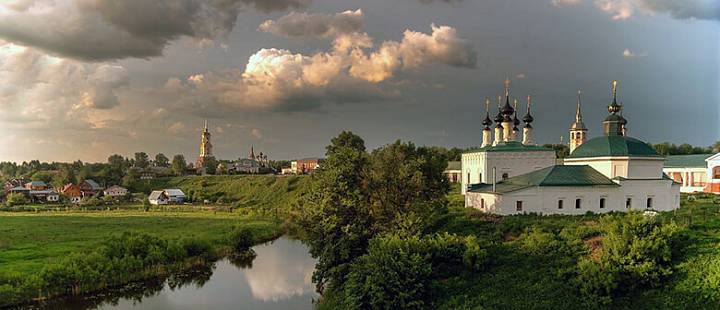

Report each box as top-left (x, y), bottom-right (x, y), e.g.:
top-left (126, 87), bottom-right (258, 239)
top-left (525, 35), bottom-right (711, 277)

top-left (464, 141), bottom-right (554, 154)
top-left (663, 154), bottom-right (713, 168)
top-left (468, 165), bottom-right (618, 194)
top-left (105, 185), bottom-right (127, 191)
top-left (164, 189), bottom-right (186, 197)
top-left (8, 186), bottom-right (29, 191)
top-left (149, 190), bottom-right (167, 200)
top-left (82, 179), bottom-right (102, 190)
top-left (568, 136), bottom-right (660, 158)
top-left (446, 161), bottom-right (461, 171)
top-left (27, 181), bottom-right (48, 187)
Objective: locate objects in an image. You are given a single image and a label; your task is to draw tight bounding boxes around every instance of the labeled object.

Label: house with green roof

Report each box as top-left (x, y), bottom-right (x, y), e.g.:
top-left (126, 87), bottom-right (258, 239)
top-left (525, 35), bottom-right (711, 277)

top-left (444, 161), bottom-right (462, 183)
top-left (464, 80), bottom-right (680, 215)
top-left (662, 154), bottom-right (714, 193)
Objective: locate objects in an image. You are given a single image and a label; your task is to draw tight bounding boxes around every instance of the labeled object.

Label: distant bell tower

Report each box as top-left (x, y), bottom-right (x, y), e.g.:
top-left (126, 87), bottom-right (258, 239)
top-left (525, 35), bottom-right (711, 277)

top-left (569, 90), bottom-right (588, 153)
top-left (196, 120), bottom-right (215, 169)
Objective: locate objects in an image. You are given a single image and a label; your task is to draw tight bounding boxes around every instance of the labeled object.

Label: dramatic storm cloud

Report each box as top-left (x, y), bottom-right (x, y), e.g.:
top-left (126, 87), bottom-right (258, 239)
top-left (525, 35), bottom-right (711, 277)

top-left (0, 0), bottom-right (311, 61)
top-left (178, 10), bottom-right (476, 110)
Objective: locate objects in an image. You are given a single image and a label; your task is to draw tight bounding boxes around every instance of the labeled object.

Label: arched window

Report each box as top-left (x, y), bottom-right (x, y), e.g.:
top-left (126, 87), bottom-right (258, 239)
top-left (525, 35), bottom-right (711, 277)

top-left (481, 198), bottom-right (485, 209)
top-left (713, 166), bottom-right (720, 179)
top-left (626, 198), bottom-right (632, 209)
top-left (600, 198), bottom-right (606, 209)
top-left (571, 132), bottom-right (575, 139)
top-left (646, 197), bottom-right (653, 209)
top-left (516, 201), bottom-right (523, 212)
top-left (558, 200), bottom-right (563, 209)
top-left (467, 173), bottom-right (470, 183)
top-left (502, 173), bottom-right (509, 180)
top-left (575, 198), bottom-right (581, 209)
top-left (479, 173), bottom-right (482, 183)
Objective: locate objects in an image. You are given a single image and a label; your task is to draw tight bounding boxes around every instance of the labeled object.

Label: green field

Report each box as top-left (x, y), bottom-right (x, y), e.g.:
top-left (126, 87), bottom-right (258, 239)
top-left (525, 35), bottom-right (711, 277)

top-left (0, 211), bottom-right (283, 277)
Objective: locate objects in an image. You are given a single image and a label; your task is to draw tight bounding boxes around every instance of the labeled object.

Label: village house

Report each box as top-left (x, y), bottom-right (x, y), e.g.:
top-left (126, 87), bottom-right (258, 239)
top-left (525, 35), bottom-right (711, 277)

top-left (103, 185), bottom-right (129, 198)
top-left (79, 179), bottom-right (103, 197)
top-left (148, 190), bottom-right (169, 205)
top-left (291, 158), bottom-right (324, 174)
top-left (3, 178), bottom-right (30, 193)
top-left (444, 161), bottom-right (462, 183)
top-left (24, 181), bottom-right (49, 190)
top-left (60, 183), bottom-right (83, 203)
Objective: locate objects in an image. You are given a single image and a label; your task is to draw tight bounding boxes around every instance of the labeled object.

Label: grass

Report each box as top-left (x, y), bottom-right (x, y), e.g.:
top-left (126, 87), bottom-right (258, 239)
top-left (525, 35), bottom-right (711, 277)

top-left (431, 189), bottom-right (720, 309)
top-left (0, 210), bottom-right (283, 277)
top-left (129, 175), bottom-right (311, 209)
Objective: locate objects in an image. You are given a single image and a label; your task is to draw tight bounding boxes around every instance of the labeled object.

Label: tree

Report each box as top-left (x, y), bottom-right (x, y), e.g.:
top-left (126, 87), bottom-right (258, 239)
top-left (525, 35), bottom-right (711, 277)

top-left (122, 169), bottom-right (140, 188)
top-left (154, 153), bottom-right (169, 167)
top-left (217, 163), bottom-right (228, 175)
top-left (203, 158), bottom-right (218, 175)
top-left (52, 166), bottom-right (76, 188)
top-left (134, 152), bottom-right (150, 169)
top-left (107, 154), bottom-right (126, 170)
top-left (171, 155), bottom-right (187, 176)
top-left (713, 141), bottom-right (720, 153)
top-left (300, 131), bottom-right (373, 293)
top-left (543, 144), bottom-right (570, 158)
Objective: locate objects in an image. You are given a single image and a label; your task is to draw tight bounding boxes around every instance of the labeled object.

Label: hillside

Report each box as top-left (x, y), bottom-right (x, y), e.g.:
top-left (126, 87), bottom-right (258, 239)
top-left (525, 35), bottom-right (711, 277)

top-left (131, 175), bottom-right (311, 209)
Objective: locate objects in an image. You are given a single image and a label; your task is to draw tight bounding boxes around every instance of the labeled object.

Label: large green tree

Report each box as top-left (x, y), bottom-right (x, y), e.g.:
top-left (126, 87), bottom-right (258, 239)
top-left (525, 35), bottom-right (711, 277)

top-left (300, 132), bottom-right (450, 294)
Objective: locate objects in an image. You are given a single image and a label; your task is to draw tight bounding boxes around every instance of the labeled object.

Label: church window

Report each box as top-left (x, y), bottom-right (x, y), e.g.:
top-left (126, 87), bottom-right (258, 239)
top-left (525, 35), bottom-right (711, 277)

top-left (599, 198), bottom-right (606, 209)
top-left (481, 199), bottom-right (485, 209)
top-left (626, 198), bottom-right (632, 209)
top-left (516, 201), bottom-right (523, 212)
top-left (467, 173), bottom-right (470, 183)
top-left (502, 173), bottom-right (509, 180)
top-left (646, 197), bottom-right (653, 209)
top-left (558, 200), bottom-right (563, 209)
top-left (575, 198), bottom-right (582, 209)
top-left (479, 173), bottom-right (482, 183)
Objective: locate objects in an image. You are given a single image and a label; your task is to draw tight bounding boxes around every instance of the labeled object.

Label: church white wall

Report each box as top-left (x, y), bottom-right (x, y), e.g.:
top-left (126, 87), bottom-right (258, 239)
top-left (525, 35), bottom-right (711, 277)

top-left (461, 151), bottom-right (555, 195)
top-left (465, 179), bottom-right (679, 215)
top-left (564, 157), bottom-right (626, 179)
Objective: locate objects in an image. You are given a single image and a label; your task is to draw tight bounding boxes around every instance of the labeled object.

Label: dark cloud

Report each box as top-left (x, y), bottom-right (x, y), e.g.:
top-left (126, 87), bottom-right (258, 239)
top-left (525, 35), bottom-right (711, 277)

top-left (258, 9), bottom-right (364, 38)
top-left (0, 0), bottom-right (311, 61)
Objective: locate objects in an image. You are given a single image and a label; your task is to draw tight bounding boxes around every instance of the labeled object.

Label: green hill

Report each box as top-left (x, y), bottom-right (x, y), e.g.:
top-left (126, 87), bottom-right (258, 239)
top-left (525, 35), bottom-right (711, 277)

top-left (131, 175), bottom-right (311, 209)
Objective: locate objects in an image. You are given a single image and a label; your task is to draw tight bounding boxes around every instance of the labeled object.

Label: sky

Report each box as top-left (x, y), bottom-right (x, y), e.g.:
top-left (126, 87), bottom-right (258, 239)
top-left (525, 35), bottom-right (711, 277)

top-left (0, 0), bottom-right (718, 163)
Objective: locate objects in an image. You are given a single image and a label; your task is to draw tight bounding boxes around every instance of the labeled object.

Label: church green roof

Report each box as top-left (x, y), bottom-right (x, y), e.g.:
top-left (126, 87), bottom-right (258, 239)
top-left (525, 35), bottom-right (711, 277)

top-left (468, 165), bottom-right (618, 194)
top-left (464, 141), bottom-right (554, 154)
top-left (663, 154), bottom-right (713, 168)
top-left (568, 136), bottom-right (660, 158)
top-left (446, 161), bottom-right (461, 170)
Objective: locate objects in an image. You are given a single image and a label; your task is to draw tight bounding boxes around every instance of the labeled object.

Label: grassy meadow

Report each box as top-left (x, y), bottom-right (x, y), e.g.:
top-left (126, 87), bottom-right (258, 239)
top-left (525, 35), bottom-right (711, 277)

top-left (0, 211), bottom-right (283, 278)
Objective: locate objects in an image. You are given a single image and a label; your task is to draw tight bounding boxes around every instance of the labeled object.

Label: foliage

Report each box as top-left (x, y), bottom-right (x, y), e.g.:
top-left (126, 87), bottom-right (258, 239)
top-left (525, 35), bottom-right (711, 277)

top-left (543, 143), bottom-right (570, 158)
top-left (229, 226), bottom-right (255, 251)
top-left (342, 233), bottom-right (486, 310)
top-left (134, 152), bottom-right (150, 169)
top-left (650, 141), bottom-right (717, 156)
top-left (301, 132), bottom-right (451, 296)
top-left (154, 153), bottom-right (170, 167)
top-left (5, 193), bottom-right (28, 207)
top-left (171, 154), bottom-right (187, 176)
top-left (575, 212), bottom-right (685, 300)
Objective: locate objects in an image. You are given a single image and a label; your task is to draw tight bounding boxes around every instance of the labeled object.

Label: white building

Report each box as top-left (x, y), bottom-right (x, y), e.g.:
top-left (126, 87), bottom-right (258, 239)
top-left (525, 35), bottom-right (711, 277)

top-left (706, 153), bottom-right (720, 194)
top-left (461, 79), bottom-right (556, 195)
top-left (164, 189), bottom-right (186, 203)
top-left (465, 80), bottom-right (680, 215)
top-left (663, 154), bottom-right (714, 193)
top-left (104, 185), bottom-right (128, 197)
top-left (444, 161), bottom-right (462, 183)
top-left (149, 190), bottom-right (168, 205)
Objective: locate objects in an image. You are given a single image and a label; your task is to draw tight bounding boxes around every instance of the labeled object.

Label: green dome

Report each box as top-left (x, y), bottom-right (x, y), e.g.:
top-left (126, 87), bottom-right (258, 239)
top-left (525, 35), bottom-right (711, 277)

top-left (568, 136), bottom-right (660, 158)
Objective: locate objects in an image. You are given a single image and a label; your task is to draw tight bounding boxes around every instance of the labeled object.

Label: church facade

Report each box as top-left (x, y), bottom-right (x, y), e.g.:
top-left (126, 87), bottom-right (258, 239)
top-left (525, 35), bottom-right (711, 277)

top-left (464, 80), bottom-right (680, 215)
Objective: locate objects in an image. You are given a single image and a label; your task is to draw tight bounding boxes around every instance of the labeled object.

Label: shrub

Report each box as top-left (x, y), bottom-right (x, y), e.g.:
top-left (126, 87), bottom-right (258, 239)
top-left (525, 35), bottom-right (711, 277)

top-left (229, 226), bottom-right (255, 252)
top-left (575, 212), bottom-right (685, 299)
top-left (343, 233), bottom-right (487, 309)
top-left (517, 227), bottom-right (561, 256)
top-left (5, 193), bottom-right (28, 207)
top-left (80, 196), bottom-right (102, 207)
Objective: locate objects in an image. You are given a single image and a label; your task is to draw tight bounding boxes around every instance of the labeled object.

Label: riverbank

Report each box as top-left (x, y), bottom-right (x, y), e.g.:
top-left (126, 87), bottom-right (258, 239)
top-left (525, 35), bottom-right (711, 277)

top-left (0, 210), bottom-right (286, 307)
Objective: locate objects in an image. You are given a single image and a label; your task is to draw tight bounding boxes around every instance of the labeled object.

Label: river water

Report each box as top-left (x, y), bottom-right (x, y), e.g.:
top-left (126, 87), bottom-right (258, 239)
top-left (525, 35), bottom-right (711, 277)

top-left (35, 237), bottom-right (317, 310)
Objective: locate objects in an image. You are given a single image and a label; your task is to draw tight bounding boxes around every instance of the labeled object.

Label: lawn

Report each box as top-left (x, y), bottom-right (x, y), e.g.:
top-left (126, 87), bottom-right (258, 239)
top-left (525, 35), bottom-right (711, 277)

top-left (0, 210), bottom-right (283, 277)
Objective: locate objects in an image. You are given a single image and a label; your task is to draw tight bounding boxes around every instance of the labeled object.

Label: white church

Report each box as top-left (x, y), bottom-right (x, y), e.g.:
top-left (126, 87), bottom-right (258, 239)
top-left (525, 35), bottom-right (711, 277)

top-left (462, 80), bottom-right (680, 215)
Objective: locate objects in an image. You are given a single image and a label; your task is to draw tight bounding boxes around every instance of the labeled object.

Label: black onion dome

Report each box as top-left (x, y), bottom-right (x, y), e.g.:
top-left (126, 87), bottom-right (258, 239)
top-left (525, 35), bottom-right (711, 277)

top-left (482, 113), bottom-right (492, 127)
top-left (523, 113), bottom-right (534, 123)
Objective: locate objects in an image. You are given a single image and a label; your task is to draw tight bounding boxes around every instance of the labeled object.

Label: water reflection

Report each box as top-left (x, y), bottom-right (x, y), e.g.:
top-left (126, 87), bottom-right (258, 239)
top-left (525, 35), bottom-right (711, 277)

top-left (32, 237), bottom-right (317, 310)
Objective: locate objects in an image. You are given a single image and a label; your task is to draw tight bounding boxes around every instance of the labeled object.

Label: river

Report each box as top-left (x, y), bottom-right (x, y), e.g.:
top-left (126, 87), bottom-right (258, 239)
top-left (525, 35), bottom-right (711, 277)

top-left (33, 237), bottom-right (317, 310)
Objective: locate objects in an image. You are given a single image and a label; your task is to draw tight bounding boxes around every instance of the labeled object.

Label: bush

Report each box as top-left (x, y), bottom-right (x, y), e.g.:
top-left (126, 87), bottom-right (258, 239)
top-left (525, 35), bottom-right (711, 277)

top-left (80, 196), bottom-right (102, 207)
top-left (517, 227), bottom-right (561, 256)
top-left (575, 212), bottom-right (685, 299)
top-left (5, 193), bottom-right (28, 207)
top-left (228, 226), bottom-right (255, 252)
top-left (342, 233), bottom-right (487, 309)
